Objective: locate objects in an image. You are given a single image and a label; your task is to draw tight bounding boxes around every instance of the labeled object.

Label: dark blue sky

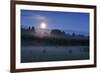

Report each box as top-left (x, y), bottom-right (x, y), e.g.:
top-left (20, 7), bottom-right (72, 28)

top-left (21, 10), bottom-right (89, 35)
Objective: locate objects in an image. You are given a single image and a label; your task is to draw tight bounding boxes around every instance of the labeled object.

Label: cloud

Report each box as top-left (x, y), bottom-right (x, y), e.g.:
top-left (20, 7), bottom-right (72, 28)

top-left (31, 14), bottom-right (45, 21)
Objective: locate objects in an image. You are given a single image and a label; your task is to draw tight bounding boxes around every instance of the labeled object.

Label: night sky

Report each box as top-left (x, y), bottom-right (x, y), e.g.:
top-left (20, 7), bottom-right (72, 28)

top-left (21, 10), bottom-right (89, 35)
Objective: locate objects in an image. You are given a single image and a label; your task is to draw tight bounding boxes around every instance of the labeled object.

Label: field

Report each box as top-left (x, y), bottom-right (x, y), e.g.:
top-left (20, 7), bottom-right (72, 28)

top-left (21, 46), bottom-right (89, 63)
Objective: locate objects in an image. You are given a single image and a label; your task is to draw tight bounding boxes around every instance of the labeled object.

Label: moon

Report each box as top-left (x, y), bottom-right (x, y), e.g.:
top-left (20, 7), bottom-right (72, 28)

top-left (40, 22), bottom-right (47, 29)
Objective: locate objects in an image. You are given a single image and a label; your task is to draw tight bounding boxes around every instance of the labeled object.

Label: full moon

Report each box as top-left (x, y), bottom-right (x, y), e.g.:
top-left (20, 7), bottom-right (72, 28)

top-left (40, 22), bottom-right (47, 29)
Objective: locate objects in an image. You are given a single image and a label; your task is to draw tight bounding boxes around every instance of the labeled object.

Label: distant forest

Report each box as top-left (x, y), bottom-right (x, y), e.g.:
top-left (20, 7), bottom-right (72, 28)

top-left (21, 26), bottom-right (88, 37)
top-left (21, 26), bottom-right (89, 46)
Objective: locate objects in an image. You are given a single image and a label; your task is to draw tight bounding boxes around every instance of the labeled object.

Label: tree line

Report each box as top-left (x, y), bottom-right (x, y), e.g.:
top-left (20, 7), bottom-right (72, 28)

top-left (21, 26), bottom-right (86, 37)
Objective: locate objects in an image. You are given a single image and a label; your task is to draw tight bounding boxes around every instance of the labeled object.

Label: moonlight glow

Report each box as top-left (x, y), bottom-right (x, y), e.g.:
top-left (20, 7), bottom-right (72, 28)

top-left (40, 22), bottom-right (47, 29)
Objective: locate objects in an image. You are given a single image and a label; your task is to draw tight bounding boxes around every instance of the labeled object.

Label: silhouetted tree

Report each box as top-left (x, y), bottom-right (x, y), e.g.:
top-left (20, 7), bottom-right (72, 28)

top-left (50, 29), bottom-right (65, 36)
top-left (78, 34), bottom-right (84, 37)
top-left (66, 33), bottom-right (71, 36)
top-left (28, 26), bottom-right (31, 30)
top-left (21, 27), bottom-right (25, 31)
top-left (62, 31), bottom-right (65, 35)
top-left (72, 32), bottom-right (75, 36)
top-left (27, 26), bottom-right (36, 33)
top-left (31, 26), bottom-right (35, 32)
